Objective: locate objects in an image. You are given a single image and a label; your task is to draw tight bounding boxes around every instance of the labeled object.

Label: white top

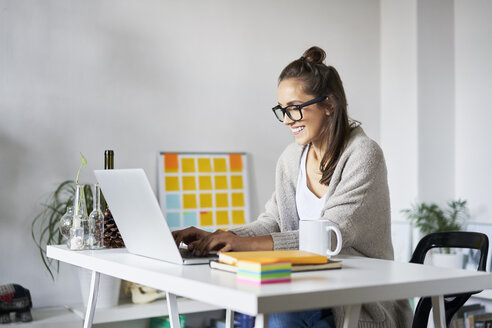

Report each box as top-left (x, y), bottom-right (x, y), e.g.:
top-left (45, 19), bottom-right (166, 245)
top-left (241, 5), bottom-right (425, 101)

top-left (296, 144), bottom-right (328, 220)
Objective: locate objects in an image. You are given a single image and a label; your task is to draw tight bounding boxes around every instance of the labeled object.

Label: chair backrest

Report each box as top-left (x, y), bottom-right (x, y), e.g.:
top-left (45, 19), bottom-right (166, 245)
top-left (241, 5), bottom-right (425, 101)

top-left (410, 231), bottom-right (489, 328)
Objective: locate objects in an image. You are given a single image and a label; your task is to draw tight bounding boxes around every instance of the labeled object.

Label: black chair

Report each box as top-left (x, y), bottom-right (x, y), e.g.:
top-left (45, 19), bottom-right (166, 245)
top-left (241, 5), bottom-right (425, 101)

top-left (410, 231), bottom-right (489, 328)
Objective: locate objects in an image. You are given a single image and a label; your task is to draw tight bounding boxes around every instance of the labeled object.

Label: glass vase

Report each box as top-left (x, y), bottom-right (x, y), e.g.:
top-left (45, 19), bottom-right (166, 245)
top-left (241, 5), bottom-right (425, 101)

top-left (68, 184), bottom-right (89, 250)
top-left (59, 206), bottom-right (74, 240)
top-left (88, 184), bottom-right (105, 249)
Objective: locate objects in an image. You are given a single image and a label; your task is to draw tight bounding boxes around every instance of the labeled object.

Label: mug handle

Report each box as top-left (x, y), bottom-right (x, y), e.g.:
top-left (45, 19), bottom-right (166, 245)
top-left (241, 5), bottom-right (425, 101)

top-left (325, 225), bottom-right (342, 257)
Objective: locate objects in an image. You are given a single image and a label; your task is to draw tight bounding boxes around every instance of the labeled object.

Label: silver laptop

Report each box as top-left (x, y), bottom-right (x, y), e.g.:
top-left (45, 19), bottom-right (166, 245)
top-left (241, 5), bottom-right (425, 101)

top-left (94, 168), bottom-right (218, 265)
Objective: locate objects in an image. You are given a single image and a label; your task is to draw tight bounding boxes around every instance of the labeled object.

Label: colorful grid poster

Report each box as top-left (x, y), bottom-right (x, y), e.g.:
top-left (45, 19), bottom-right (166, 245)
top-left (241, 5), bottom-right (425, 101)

top-left (157, 152), bottom-right (250, 231)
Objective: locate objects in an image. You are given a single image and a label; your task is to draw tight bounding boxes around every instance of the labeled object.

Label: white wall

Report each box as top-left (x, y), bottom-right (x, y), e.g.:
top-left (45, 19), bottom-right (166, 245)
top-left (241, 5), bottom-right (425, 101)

top-left (380, 0), bottom-right (492, 231)
top-left (417, 0), bottom-right (455, 204)
top-left (455, 0), bottom-right (492, 221)
top-left (0, 0), bottom-right (380, 307)
top-left (380, 0), bottom-right (418, 221)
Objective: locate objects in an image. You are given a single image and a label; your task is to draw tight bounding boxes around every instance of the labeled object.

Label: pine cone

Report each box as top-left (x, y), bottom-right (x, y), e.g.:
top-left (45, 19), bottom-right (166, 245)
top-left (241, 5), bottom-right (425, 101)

top-left (104, 208), bottom-right (125, 248)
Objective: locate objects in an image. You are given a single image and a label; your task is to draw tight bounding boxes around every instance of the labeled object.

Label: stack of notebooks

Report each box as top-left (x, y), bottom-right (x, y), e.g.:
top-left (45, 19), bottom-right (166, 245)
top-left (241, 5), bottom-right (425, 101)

top-left (209, 250), bottom-right (342, 274)
top-left (236, 258), bottom-right (292, 285)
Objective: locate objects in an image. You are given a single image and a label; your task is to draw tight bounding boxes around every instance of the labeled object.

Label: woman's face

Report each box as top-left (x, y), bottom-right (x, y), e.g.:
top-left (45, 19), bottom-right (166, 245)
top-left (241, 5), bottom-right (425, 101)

top-left (277, 78), bottom-right (330, 146)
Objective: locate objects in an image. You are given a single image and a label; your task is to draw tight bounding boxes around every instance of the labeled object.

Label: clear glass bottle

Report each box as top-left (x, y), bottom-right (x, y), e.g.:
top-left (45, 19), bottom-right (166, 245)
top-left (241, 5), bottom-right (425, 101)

top-left (68, 184), bottom-right (88, 250)
top-left (59, 206), bottom-right (74, 239)
top-left (88, 184), bottom-right (105, 249)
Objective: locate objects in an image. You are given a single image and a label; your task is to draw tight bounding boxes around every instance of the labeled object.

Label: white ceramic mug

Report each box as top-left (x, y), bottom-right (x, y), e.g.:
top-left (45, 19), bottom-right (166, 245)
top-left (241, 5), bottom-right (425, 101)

top-left (299, 219), bottom-right (342, 258)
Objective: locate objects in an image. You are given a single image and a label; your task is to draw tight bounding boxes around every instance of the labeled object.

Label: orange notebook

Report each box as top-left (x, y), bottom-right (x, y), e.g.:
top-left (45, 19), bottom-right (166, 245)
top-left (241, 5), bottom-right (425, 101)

top-left (218, 250), bottom-right (328, 266)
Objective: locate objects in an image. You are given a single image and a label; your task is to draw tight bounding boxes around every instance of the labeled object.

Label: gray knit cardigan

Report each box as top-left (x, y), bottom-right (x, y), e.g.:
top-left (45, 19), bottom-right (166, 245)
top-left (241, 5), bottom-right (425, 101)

top-left (230, 126), bottom-right (413, 328)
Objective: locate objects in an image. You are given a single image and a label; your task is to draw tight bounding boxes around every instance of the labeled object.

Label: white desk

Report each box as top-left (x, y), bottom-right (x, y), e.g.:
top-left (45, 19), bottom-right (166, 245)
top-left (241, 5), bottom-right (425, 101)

top-left (47, 245), bottom-right (492, 328)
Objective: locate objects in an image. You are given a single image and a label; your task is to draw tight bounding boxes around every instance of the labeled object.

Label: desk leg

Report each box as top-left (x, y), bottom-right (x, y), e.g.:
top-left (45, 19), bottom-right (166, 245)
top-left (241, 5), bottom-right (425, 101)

top-left (166, 292), bottom-right (180, 328)
top-left (83, 271), bottom-right (100, 328)
top-left (343, 304), bottom-right (361, 328)
top-left (255, 314), bottom-right (269, 328)
top-left (431, 295), bottom-right (446, 328)
top-left (225, 309), bottom-right (234, 328)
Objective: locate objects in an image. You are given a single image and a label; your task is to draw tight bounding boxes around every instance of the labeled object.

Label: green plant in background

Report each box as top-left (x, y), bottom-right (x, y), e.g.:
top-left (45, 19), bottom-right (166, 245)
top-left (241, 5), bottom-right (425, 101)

top-left (31, 153), bottom-right (93, 280)
top-left (401, 199), bottom-right (469, 253)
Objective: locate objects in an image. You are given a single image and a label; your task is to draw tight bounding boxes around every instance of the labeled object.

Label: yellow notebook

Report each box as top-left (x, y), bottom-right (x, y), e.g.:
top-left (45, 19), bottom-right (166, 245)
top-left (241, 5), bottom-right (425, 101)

top-left (218, 250), bottom-right (328, 266)
top-left (210, 259), bottom-right (342, 273)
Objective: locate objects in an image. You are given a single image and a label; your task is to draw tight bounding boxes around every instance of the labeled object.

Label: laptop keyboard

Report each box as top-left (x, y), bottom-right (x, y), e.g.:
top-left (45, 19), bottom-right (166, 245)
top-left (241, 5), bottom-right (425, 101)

top-left (179, 248), bottom-right (217, 259)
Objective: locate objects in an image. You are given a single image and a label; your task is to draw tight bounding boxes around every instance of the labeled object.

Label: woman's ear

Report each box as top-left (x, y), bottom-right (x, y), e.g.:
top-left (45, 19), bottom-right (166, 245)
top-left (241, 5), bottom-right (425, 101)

top-left (324, 95), bottom-right (336, 116)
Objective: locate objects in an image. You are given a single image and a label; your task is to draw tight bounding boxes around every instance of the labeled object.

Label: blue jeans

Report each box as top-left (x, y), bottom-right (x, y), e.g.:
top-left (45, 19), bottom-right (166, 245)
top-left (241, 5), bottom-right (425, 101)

top-left (268, 309), bottom-right (335, 328)
top-left (234, 309), bottom-right (334, 328)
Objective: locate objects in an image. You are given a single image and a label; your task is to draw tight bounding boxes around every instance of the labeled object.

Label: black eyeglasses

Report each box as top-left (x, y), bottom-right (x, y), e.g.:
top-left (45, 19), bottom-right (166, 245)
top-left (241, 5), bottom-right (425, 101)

top-left (271, 95), bottom-right (327, 122)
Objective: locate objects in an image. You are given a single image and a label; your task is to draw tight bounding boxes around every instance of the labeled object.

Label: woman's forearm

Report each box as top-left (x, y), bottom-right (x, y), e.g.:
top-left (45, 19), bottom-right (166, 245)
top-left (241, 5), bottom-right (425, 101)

top-left (234, 235), bottom-right (274, 251)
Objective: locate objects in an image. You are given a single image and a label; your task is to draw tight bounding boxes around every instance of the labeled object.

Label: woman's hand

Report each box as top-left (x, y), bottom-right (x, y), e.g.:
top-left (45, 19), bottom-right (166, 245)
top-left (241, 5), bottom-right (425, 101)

top-left (173, 227), bottom-right (274, 256)
top-left (188, 231), bottom-right (274, 256)
top-left (187, 230), bottom-right (240, 256)
top-left (172, 226), bottom-right (211, 249)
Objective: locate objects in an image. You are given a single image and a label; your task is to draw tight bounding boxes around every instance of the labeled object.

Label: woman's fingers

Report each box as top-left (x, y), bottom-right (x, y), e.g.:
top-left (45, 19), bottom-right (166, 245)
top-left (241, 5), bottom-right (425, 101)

top-left (187, 240), bottom-right (199, 251)
top-left (173, 228), bottom-right (239, 256)
top-left (172, 230), bottom-right (184, 247)
top-left (191, 236), bottom-right (214, 256)
top-left (172, 227), bottom-right (210, 247)
top-left (192, 230), bottom-right (236, 256)
top-left (217, 243), bottom-right (232, 253)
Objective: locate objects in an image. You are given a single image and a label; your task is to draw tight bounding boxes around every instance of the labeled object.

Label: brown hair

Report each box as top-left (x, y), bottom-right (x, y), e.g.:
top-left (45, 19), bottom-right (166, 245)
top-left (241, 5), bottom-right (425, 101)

top-left (279, 46), bottom-right (351, 185)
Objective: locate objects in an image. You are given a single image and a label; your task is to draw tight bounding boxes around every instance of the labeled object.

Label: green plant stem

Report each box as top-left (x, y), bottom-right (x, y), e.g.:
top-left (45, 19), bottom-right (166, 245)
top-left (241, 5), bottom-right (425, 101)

top-left (75, 152), bottom-right (87, 185)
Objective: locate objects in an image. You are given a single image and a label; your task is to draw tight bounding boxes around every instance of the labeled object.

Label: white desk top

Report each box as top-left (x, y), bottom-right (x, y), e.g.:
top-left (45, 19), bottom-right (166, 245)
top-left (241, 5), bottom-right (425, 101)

top-left (47, 245), bottom-right (492, 316)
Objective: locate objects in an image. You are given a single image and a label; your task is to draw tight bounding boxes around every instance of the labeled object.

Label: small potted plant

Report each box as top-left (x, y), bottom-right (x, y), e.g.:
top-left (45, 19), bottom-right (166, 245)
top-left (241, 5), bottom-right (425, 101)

top-left (401, 199), bottom-right (469, 268)
top-left (31, 153), bottom-right (93, 279)
top-left (31, 153), bottom-right (122, 308)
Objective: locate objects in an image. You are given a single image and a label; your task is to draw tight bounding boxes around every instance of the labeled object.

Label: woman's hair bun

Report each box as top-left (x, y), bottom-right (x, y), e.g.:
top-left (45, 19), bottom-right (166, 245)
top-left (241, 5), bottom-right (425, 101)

top-left (301, 46), bottom-right (326, 64)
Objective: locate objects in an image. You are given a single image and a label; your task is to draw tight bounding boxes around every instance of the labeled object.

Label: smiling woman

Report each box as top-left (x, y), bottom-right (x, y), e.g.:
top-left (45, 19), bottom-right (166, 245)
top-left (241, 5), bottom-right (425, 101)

top-left (276, 48), bottom-right (351, 188)
top-left (172, 46), bottom-right (413, 327)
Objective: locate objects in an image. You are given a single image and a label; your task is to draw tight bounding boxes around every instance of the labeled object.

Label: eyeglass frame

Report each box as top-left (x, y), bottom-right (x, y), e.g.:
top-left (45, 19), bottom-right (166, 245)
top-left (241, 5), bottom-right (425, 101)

top-left (271, 95), bottom-right (328, 122)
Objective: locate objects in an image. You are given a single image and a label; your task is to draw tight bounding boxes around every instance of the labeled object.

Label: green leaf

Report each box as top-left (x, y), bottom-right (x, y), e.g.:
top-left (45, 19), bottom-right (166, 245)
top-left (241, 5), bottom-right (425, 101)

top-left (75, 153), bottom-right (88, 185)
top-left (80, 152), bottom-right (87, 165)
